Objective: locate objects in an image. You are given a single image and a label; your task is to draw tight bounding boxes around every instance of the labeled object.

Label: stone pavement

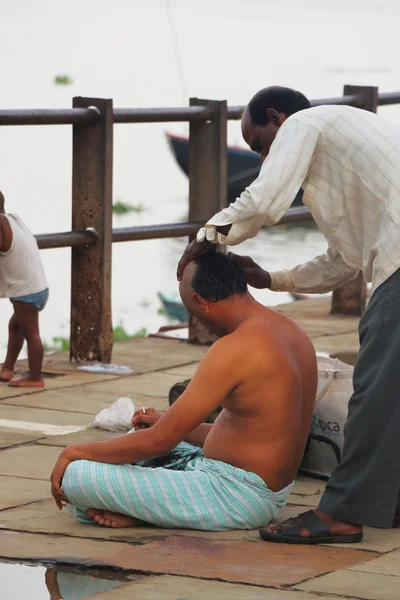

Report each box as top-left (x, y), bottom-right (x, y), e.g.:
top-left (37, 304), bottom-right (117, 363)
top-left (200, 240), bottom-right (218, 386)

top-left (1, 325), bottom-right (400, 598)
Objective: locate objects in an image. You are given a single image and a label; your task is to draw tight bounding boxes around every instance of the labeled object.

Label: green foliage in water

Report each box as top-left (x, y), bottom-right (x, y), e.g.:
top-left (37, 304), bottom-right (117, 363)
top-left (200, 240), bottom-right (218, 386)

top-left (112, 201), bottom-right (145, 215)
top-left (113, 325), bottom-right (148, 341)
top-left (44, 325), bottom-right (148, 353)
top-left (43, 336), bottom-right (70, 353)
top-left (54, 74), bottom-right (73, 86)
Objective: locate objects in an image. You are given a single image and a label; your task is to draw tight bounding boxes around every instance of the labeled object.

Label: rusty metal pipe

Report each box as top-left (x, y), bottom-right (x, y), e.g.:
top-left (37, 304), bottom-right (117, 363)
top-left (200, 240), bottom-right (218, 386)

top-left (36, 208), bottom-right (313, 249)
top-left (0, 108), bottom-right (100, 126)
top-left (114, 106), bottom-right (212, 123)
top-left (227, 95), bottom-right (363, 120)
top-left (1, 91), bottom-right (400, 126)
top-left (36, 229), bottom-right (97, 249)
top-left (377, 92), bottom-right (400, 106)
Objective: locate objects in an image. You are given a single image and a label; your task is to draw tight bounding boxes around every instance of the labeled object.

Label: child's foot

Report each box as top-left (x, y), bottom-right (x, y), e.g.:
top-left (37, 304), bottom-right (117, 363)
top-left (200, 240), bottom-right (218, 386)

top-left (0, 368), bottom-right (14, 382)
top-left (92, 509), bottom-right (144, 528)
top-left (8, 377), bottom-right (45, 388)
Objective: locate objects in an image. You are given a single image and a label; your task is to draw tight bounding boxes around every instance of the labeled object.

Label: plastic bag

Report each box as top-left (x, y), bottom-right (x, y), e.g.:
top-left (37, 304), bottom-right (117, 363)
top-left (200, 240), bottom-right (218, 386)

top-left (300, 356), bottom-right (354, 479)
top-left (78, 363), bottom-right (134, 375)
top-left (88, 397), bottom-right (135, 431)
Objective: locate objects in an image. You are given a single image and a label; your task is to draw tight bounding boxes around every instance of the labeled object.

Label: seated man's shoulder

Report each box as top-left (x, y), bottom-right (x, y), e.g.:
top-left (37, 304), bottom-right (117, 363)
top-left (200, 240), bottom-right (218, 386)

top-left (211, 320), bottom-right (274, 358)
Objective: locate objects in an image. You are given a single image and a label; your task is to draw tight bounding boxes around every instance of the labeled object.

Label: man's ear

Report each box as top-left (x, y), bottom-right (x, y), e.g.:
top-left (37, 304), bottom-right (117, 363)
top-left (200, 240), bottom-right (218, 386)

top-left (192, 293), bottom-right (209, 313)
top-left (266, 108), bottom-right (286, 127)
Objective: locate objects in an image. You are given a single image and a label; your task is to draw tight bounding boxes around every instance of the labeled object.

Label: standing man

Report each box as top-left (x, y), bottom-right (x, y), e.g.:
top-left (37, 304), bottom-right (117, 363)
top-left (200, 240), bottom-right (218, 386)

top-left (178, 85), bottom-right (400, 544)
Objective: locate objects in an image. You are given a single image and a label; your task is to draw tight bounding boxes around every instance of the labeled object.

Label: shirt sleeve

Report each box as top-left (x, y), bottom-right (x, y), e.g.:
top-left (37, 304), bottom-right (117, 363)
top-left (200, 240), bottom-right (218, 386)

top-left (270, 246), bottom-right (360, 294)
top-left (202, 116), bottom-right (320, 246)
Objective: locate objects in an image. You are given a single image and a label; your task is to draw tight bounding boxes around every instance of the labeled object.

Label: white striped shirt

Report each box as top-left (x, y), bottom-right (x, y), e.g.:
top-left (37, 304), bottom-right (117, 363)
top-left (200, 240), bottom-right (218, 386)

top-left (202, 105), bottom-right (400, 293)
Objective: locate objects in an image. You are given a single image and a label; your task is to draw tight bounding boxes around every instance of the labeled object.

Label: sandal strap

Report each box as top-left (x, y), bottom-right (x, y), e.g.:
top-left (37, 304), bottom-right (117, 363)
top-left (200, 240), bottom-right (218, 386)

top-left (298, 510), bottom-right (332, 538)
top-left (280, 510), bottom-right (332, 539)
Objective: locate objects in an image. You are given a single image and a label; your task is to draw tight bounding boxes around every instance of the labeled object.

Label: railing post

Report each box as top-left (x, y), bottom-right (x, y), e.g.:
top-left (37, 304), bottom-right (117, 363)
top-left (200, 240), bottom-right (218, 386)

top-left (70, 97), bottom-right (114, 362)
top-left (330, 85), bottom-right (378, 317)
top-left (188, 98), bottom-right (228, 343)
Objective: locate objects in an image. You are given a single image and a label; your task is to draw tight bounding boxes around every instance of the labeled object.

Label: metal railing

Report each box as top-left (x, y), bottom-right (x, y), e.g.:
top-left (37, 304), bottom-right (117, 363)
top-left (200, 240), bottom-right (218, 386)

top-left (0, 85), bottom-right (395, 359)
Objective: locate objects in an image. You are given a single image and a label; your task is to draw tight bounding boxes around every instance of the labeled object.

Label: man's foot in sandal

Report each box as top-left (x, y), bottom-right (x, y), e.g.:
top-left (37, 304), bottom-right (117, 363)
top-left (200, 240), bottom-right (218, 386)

top-left (260, 509), bottom-right (363, 544)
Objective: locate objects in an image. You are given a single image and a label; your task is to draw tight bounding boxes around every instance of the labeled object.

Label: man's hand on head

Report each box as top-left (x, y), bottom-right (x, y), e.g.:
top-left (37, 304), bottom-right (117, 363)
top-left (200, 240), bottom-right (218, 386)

top-left (177, 239), bottom-right (215, 281)
top-left (228, 253), bottom-right (272, 289)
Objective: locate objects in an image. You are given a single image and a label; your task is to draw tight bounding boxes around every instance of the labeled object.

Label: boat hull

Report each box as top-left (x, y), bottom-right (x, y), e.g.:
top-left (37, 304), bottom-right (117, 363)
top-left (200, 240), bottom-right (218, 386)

top-left (166, 133), bottom-right (303, 206)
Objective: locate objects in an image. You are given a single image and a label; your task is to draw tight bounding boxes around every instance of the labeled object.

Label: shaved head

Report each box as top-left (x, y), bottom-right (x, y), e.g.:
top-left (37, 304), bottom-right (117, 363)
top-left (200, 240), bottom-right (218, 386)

top-left (179, 251), bottom-right (248, 336)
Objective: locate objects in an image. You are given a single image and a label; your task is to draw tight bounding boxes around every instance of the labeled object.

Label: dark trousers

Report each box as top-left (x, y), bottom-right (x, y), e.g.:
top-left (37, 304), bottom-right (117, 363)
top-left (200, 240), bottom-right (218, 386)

top-left (319, 268), bottom-right (400, 528)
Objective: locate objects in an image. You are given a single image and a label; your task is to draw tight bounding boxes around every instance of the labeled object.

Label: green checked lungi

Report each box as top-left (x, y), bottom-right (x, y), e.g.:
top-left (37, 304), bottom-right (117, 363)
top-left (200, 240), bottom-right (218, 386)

top-left (63, 440), bottom-right (292, 531)
top-left (56, 571), bottom-right (123, 600)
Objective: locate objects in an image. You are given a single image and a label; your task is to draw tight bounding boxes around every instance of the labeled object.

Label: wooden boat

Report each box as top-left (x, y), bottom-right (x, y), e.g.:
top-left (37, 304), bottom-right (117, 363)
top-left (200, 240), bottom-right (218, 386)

top-left (158, 292), bottom-right (188, 323)
top-left (166, 132), bottom-right (304, 206)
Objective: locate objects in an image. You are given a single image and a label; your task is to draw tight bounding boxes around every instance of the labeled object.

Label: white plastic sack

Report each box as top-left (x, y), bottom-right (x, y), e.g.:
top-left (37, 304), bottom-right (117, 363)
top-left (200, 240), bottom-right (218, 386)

top-left (88, 397), bottom-right (135, 431)
top-left (300, 355), bottom-right (354, 479)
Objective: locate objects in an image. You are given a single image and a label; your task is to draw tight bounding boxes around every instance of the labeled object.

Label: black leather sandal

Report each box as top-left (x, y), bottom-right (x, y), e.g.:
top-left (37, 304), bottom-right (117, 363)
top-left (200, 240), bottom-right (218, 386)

top-left (259, 510), bottom-right (363, 544)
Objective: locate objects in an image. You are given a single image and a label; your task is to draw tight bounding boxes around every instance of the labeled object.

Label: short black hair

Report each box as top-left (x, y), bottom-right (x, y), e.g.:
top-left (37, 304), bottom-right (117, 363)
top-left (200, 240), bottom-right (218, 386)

top-left (0, 191), bottom-right (4, 213)
top-left (192, 250), bottom-right (248, 302)
top-left (248, 86), bottom-right (311, 126)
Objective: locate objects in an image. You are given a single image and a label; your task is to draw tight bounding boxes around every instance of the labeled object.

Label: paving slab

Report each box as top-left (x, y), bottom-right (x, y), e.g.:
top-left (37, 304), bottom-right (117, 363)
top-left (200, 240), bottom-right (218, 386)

top-left (162, 363), bottom-right (201, 378)
top-left (287, 493), bottom-right (322, 507)
top-left (0, 384), bottom-right (45, 401)
top-left (291, 318), bottom-right (358, 340)
top-left (37, 429), bottom-right (121, 447)
top-left (0, 499), bottom-right (262, 543)
top-left (324, 526), bottom-right (400, 553)
top-left (82, 372), bottom-right (180, 399)
top-left (349, 548), bottom-right (400, 576)
top-left (0, 373), bottom-right (117, 400)
top-left (312, 331), bottom-right (360, 355)
top-left (0, 445), bottom-right (60, 480)
top-left (0, 530), bottom-right (133, 567)
top-left (296, 568), bottom-right (400, 599)
top-left (36, 338), bottom-right (207, 375)
top-left (104, 536), bottom-right (376, 587)
top-left (0, 476), bottom-right (51, 510)
top-left (275, 295), bottom-right (333, 316)
top-left (0, 428), bottom-right (44, 449)
top-left (91, 576), bottom-right (320, 600)
top-left (0, 404), bottom-right (92, 427)
top-left (291, 475), bottom-right (326, 496)
top-left (1, 388), bottom-right (154, 416)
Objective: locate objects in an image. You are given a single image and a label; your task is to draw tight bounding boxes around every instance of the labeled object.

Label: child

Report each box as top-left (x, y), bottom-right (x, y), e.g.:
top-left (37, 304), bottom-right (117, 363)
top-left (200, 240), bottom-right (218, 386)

top-left (0, 190), bottom-right (49, 387)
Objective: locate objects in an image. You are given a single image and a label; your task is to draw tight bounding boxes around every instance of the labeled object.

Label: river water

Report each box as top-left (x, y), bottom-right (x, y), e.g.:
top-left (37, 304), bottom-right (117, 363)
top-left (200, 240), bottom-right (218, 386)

top-left (1, 0), bottom-right (400, 360)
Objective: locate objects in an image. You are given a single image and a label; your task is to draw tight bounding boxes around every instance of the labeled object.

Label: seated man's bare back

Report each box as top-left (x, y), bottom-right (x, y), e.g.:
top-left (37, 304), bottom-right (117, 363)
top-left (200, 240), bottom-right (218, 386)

top-left (50, 250), bottom-right (317, 531)
top-left (203, 311), bottom-right (317, 491)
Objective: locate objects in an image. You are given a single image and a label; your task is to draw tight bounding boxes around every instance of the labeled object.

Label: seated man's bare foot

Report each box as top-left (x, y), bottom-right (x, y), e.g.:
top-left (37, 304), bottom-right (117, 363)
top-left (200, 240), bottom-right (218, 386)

top-left (93, 510), bottom-right (144, 528)
top-left (8, 377), bottom-right (45, 388)
top-left (86, 508), bottom-right (103, 520)
top-left (0, 368), bottom-right (14, 382)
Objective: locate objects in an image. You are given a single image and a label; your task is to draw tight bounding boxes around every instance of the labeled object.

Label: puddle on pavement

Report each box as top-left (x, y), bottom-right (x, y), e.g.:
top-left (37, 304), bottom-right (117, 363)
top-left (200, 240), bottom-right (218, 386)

top-left (1, 561), bottom-right (135, 599)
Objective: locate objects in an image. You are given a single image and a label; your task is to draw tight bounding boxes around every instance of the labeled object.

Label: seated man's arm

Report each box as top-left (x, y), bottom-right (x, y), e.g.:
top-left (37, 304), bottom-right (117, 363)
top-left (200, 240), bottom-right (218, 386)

top-left (132, 409), bottom-right (213, 447)
top-left (184, 423), bottom-right (213, 446)
top-left (64, 337), bottom-right (241, 465)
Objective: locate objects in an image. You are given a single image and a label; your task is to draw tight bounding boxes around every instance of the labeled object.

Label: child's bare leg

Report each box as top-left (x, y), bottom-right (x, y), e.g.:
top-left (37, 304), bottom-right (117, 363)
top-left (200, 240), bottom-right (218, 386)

top-left (8, 302), bottom-right (44, 388)
top-left (0, 313), bottom-right (24, 381)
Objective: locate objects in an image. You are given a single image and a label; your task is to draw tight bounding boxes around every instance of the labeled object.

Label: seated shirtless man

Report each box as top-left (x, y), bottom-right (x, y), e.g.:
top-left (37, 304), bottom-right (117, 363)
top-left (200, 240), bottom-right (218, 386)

top-left (50, 250), bottom-right (317, 530)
